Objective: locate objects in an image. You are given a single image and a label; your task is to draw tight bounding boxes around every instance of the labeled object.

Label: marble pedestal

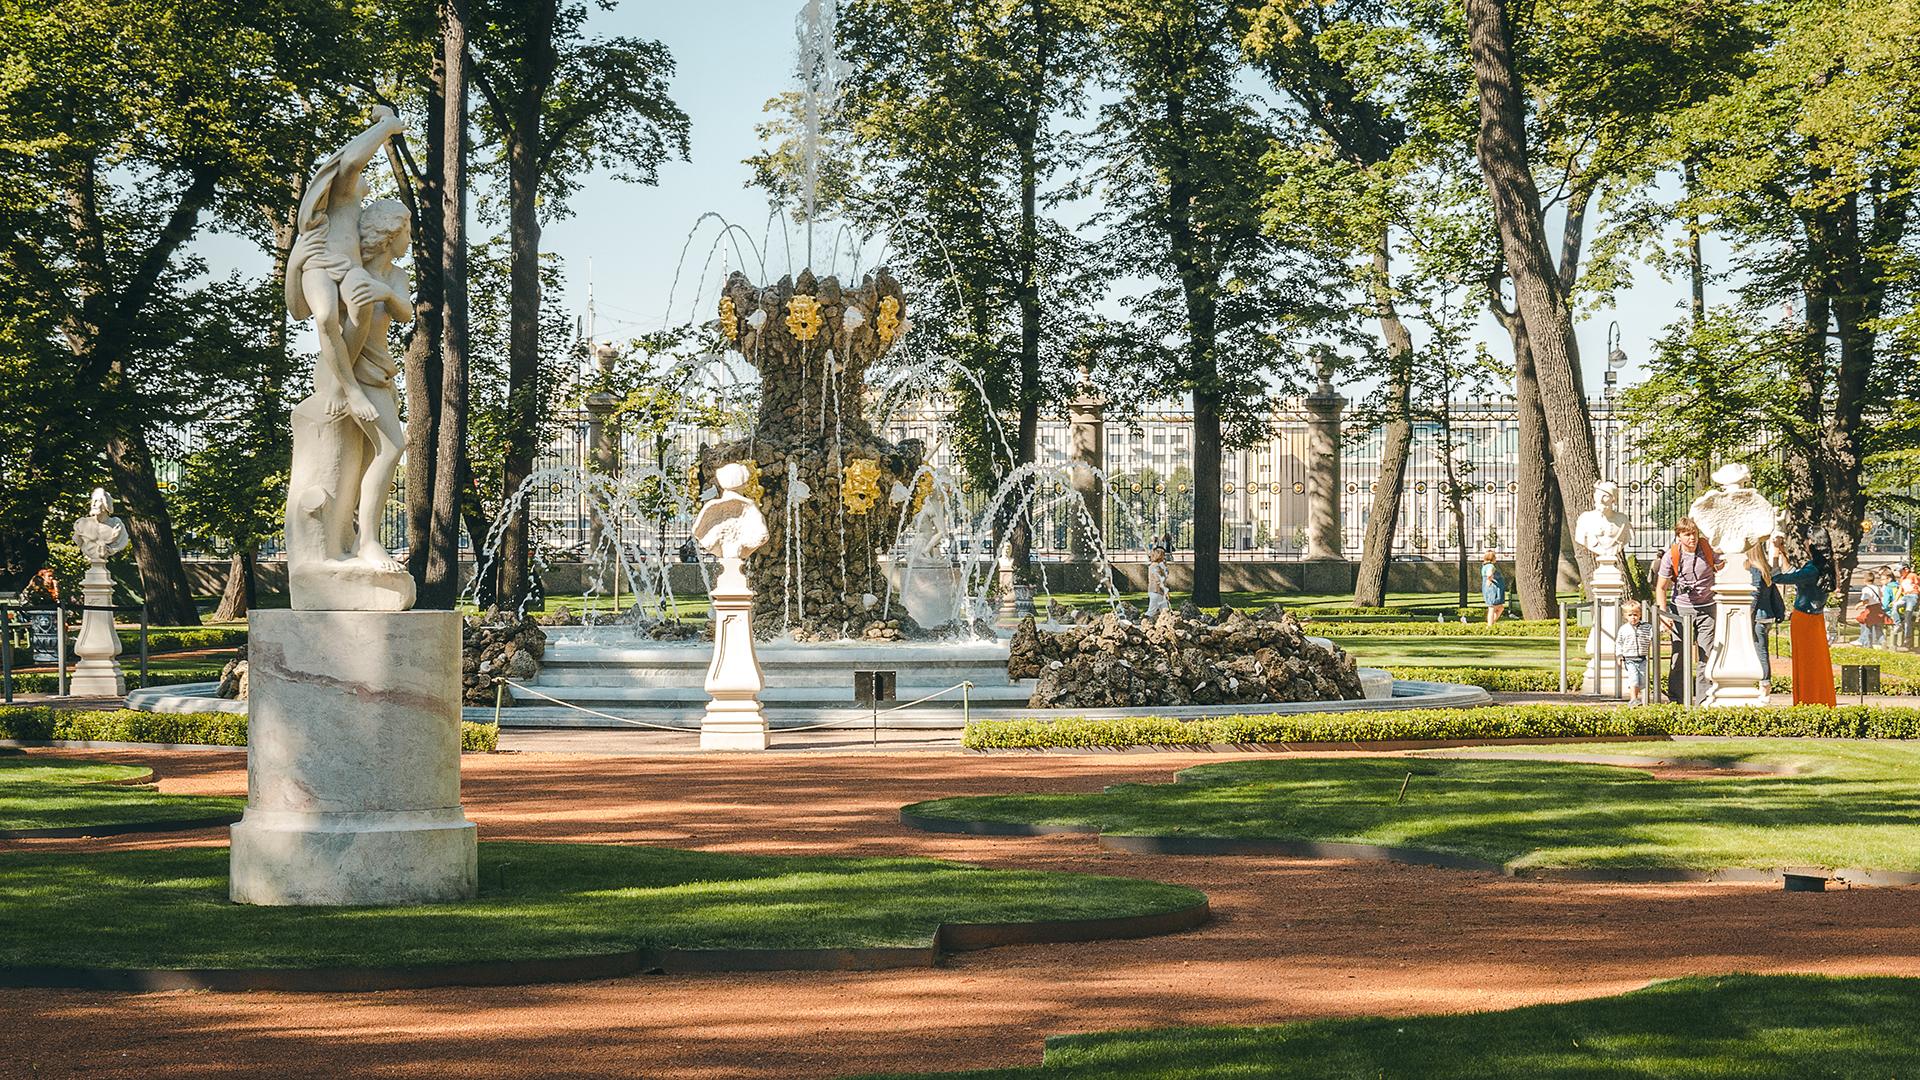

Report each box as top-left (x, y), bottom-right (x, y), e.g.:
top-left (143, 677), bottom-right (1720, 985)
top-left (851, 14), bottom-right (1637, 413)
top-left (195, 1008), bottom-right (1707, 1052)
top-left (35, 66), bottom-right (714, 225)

top-left (1581, 563), bottom-right (1627, 698)
top-left (230, 610), bottom-right (477, 905)
top-left (898, 561), bottom-right (964, 629)
top-left (1705, 569), bottom-right (1768, 706)
top-left (703, 584), bottom-right (769, 751)
top-left (68, 563), bottom-right (125, 696)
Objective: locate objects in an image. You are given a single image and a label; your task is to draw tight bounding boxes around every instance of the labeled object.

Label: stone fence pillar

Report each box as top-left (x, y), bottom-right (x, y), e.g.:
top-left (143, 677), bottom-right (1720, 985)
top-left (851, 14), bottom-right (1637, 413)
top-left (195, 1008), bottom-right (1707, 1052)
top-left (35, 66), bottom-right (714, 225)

top-left (1302, 368), bottom-right (1345, 563)
top-left (1067, 386), bottom-right (1105, 562)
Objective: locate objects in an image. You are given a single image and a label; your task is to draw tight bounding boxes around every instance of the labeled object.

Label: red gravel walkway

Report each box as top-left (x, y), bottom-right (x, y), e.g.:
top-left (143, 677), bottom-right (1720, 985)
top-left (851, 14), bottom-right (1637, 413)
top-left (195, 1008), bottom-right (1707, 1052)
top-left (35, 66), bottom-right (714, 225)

top-left (5, 747), bottom-right (1919, 1079)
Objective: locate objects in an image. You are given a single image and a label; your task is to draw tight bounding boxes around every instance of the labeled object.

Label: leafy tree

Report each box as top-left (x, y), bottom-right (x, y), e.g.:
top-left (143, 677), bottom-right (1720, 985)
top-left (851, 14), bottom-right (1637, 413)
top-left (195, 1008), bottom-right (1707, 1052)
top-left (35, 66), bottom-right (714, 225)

top-left (1087, 0), bottom-right (1342, 606)
top-left (0, 0), bottom-right (371, 622)
top-left (465, 0), bottom-right (689, 610)
top-left (1668, 0), bottom-right (1920, 581)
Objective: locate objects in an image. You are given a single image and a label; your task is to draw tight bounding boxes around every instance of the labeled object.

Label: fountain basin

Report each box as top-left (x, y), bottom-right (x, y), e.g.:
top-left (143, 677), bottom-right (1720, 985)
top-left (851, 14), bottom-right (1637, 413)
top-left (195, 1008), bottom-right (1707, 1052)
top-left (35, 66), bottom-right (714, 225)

top-left (125, 628), bottom-right (1486, 730)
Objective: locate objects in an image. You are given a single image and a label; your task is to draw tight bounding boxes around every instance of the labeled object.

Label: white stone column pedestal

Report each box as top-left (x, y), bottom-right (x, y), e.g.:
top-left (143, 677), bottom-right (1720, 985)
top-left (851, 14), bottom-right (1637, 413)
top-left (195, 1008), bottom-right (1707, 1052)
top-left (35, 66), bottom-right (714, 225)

top-left (1705, 569), bottom-right (1768, 706)
top-left (68, 563), bottom-right (125, 696)
top-left (703, 583), bottom-right (769, 751)
top-left (230, 609), bottom-right (476, 905)
top-left (1581, 563), bottom-right (1626, 698)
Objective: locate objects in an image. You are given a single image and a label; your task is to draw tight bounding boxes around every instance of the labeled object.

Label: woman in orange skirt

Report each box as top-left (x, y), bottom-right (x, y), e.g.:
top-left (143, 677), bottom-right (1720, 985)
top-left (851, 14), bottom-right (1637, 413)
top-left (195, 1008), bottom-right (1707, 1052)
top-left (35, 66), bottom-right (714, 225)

top-left (1769, 532), bottom-right (1837, 706)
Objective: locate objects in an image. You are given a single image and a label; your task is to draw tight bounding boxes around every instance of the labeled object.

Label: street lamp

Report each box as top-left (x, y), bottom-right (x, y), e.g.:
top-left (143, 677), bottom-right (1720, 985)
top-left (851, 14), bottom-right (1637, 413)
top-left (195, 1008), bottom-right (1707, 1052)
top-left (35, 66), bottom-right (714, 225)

top-left (1603, 321), bottom-right (1628, 480)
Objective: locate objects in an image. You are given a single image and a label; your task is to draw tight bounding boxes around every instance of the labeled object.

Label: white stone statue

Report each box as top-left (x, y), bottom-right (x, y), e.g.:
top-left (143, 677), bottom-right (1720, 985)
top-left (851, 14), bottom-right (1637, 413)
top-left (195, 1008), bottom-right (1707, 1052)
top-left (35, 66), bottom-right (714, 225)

top-left (72, 487), bottom-right (130, 563)
top-left (1688, 463), bottom-right (1777, 707)
top-left (69, 488), bottom-right (130, 696)
top-left (693, 462), bottom-right (770, 588)
top-left (694, 463), bottom-right (770, 750)
top-left (1573, 482), bottom-right (1632, 698)
top-left (1688, 463), bottom-right (1778, 573)
top-left (1573, 481), bottom-right (1631, 568)
top-left (907, 468), bottom-right (954, 565)
top-left (283, 106), bottom-right (415, 612)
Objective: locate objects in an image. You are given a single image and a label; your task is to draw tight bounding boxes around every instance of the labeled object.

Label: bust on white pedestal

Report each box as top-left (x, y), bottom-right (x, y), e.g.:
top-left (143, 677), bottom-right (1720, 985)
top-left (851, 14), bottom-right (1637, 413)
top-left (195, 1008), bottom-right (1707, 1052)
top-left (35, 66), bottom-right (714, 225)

top-left (229, 109), bottom-right (476, 906)
top-left (695, 462), bottom-right (771, 751)
top-left (68, 488), bottom-right (130, 696)
top-left (1689, 463), bottom-right (1777, 707)
top-left (1573, 481), bottom-right (1632, 698)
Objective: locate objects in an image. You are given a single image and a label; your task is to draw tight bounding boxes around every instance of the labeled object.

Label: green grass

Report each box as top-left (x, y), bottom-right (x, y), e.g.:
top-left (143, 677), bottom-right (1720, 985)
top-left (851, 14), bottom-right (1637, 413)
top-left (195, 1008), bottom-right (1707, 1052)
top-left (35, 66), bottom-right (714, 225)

top-left (0, 756), bottom-right (150, 786)
top-left (908, 738), bottom-right (1920, 872)
top-left (0, 754), bottom-right (240, 832)
top-left (0, 843), bottom-right (1203, 969)
top-left (854, 974), bottom-right (1920, 1079)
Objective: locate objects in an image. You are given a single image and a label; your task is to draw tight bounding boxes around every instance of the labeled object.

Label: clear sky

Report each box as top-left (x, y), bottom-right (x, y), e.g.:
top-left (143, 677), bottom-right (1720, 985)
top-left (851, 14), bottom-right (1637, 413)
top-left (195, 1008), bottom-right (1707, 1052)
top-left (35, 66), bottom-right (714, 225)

top-left (203, 0), bottom-right (1701, 396)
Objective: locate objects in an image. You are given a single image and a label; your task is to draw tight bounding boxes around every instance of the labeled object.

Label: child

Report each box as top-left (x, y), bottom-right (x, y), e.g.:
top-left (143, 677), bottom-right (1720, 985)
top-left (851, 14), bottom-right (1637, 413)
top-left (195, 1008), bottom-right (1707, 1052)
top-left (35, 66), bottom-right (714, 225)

top-left (1481, 550), bottom-right (1507, 626)
top-left (1859, 570), bottom-right (1889, 648)
top-left (1618, 600), bottom-right (1656, 705)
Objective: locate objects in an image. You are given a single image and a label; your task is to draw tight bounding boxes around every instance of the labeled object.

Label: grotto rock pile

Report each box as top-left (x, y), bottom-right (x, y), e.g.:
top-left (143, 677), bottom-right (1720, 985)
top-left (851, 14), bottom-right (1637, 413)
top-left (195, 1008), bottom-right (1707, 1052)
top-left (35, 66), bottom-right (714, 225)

top-left (462, 612), bottom-right (547, 706)
top-left (1007, 605), bottom-right (1364, 708)
top-left (216, 658), bottom-right (249, 700)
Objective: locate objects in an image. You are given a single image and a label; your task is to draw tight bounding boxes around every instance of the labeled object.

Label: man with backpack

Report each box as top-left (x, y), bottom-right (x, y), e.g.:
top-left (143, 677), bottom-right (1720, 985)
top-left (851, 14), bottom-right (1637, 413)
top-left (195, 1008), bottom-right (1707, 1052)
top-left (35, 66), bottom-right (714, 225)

top-left (1654, 517), bottom-right (1721, 704)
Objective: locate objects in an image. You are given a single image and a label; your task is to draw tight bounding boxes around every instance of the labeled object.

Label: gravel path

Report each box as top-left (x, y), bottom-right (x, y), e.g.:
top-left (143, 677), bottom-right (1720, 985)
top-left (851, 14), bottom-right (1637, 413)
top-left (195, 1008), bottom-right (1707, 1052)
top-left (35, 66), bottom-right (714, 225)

top-left (5, 747), bottom-right (1919, 1079)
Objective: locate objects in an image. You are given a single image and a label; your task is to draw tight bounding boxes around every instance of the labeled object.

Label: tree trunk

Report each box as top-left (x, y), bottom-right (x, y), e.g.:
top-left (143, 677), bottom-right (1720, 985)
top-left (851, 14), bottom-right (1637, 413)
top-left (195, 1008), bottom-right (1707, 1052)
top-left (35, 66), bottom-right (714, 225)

top-left (103, 429), bottom-right (200, 625)
top-left (423, 0), bottom-right (471, 610)
top-left (1354, 239), bottom-right (1413, 608)
top-left (1509, 321), bottom-right (1559, 618)
top-left (212, 550), bottom-right (250, 622)
top-left (1466, 0), bottom-right (1600, 585)
top-left (406, 54), bottom-right (448, 586)
top-left (1191, 386), bottom-right (1223, 608)
top-left (1007, 130), bottom-right (1042, 572)
top-left (495, 0), bottom-right (555, 611)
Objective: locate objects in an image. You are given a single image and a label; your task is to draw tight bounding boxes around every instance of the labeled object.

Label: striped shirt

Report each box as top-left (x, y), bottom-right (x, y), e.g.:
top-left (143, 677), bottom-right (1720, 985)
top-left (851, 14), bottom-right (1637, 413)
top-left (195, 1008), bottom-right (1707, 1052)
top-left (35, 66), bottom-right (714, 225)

top-left (1617, 620), bottom-right (1656, 660)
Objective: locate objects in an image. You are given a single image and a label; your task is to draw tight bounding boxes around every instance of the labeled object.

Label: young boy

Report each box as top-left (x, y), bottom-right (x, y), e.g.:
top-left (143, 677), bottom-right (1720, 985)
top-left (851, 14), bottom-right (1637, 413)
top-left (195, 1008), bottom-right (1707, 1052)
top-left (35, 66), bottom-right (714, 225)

top-left (1618, 600), bottom-right (1657, 705)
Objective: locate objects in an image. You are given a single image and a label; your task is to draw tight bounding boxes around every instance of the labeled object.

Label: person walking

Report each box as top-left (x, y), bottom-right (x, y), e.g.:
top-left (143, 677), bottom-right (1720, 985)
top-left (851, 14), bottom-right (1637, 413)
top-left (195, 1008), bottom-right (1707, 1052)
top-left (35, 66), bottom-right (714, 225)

top-left (1899, 566), bottom-right (1919, 650)
top-left (1769, 532), bottom-right (1837, 706)
top-left (1753, 550), bottom-right (1786, 704)
top-left (1480, 550), bottom-right (1507, 626)
top-left (1654, 517), bottom-right (1719, 704)
top-left (1857, 570), bottom-right (1889, 648)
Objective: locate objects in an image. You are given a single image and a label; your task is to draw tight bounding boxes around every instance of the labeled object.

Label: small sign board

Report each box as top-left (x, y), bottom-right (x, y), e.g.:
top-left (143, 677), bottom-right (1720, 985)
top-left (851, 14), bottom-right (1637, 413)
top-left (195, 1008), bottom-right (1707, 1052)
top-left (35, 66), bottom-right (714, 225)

top-left (1841, 664), bottom-right (1881, 696)
top-left (854, 669), bottom-right (897, 707)
top-left (25, 610), bottom-right (60, 665)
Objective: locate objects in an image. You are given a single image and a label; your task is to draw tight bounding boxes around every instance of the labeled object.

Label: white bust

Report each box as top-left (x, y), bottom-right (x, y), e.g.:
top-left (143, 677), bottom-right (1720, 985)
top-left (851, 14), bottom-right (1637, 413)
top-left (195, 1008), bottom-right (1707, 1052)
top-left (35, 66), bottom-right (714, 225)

top-left (1572, 481), bottom-right (1631, 567)
top-left (1688, 463), bottom-right (1777, 572)
top-left (72, 487), bottom-right (131, 563)
top-left (694, 463), bottom-right (770, 590)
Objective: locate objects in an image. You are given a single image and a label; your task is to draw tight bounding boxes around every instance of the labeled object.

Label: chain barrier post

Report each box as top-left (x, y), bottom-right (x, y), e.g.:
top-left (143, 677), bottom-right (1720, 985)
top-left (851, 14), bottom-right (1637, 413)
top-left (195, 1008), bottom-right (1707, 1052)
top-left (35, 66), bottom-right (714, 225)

top-left (1682, 615), bottom-right (1696, 708)
top-left (55, 605), bottom-right (68, 697)
top-left (139, 600), bottom-right (150, 689)
top-left (1558, 603), bottom-right (1569, 695)
top-left (1, 605), bottom-right (12, 704)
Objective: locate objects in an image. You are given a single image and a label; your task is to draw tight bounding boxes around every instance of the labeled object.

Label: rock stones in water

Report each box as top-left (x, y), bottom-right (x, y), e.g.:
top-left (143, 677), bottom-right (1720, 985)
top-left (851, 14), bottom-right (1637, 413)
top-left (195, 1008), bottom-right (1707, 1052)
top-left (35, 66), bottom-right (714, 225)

top-left (1007, 605), bottom-right (1363, 708)
top-left (217, 658), bottom-right (249, 700)
top-left (461, 610), bottom-right (548, 706)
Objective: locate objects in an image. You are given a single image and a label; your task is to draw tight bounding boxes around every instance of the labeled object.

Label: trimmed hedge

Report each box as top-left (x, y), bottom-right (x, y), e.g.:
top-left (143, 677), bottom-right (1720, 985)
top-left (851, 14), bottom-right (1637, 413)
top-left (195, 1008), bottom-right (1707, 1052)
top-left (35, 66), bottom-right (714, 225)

top-left (1389, 666), bottom-right (1564, 692)
top-left (118, 627), bottom-right (248, 653)
top-left (961, 703), bottom-right (1920, 750)
top-left (0, 707), bottom-right (498, 753)
top-left (1308, 619), bottom-right (1563, 637)
top-left (5, 669), bottom-right (219, 694)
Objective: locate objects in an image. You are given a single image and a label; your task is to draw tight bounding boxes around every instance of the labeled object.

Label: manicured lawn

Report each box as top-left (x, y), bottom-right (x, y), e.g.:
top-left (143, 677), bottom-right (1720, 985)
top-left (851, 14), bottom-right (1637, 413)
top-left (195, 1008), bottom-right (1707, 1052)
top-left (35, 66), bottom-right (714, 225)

top-left (905, 739), bottom-right (1920, 872)
top-left (0, 754), bottom-right (240, 832)
top-left (0, 842), bottom-right (1204, 969)
top-left (853, 975), bottom-right (1920, 1079)
top-left (1332, 635), bottom-right (1575, 669)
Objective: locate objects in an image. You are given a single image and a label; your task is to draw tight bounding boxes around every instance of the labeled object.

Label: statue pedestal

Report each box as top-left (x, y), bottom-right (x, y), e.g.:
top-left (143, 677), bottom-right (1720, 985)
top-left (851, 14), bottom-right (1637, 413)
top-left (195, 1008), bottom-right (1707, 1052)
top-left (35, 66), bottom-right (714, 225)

top-left (1581, 563), bottom-right (1626, 698)
top-left (703, 575), bottom-right (769, 751)
top-left (68, 563), bottom-right (124, 696)
top-left (230, 610), bottom-right (476, 905)
top-left (1705, 568), bottom-right (1768, 707)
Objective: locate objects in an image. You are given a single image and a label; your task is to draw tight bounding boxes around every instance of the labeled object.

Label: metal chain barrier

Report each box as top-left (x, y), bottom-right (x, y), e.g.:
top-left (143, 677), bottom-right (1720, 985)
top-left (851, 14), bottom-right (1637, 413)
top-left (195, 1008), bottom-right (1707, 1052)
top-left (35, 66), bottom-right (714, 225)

top-left (495, 678), bottom-right (976, 740)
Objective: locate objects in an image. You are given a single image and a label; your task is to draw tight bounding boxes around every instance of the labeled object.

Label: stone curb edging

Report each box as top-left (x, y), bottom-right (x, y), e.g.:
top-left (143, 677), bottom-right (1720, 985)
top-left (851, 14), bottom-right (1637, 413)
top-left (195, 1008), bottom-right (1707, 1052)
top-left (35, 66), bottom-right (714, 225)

top-left (0, 814), bottom-right (243, 841)
top-left (964, 735), bottom-right (1678, 755)
top-left (0, 899), bottom-right (1210, 992)
top-left (897, 811), bottom-right (1920, 887)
